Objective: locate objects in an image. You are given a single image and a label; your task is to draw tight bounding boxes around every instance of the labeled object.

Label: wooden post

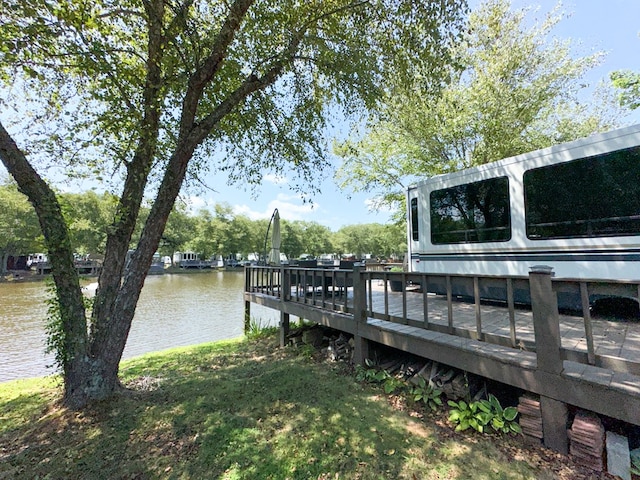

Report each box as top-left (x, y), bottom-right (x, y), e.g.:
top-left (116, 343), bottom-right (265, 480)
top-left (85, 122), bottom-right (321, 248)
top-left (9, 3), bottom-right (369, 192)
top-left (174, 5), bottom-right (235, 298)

top-left (540, 395), bottom-right (569, 455)
top-left (244, 266), bottom-right (251, 333)
top-left (352, 264), bottom-right (369, 365)
top-left (579, 282), bottom-right (596, 365)
top-left (529, 265), bottom-right (568, 454)
top-left (280, 312), bottom-right (290, 347)
top-left (279, 265), bottom-right (290, 347)
top-left (474, 276), bottom-right (482, 341)
top-left (530, 266), bottom-right (563, 374)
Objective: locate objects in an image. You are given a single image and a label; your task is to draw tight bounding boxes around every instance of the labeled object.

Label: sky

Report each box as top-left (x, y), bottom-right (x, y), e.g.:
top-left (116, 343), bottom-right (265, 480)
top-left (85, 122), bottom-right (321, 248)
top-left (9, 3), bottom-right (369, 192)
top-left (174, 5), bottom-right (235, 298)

top-left (194, 0), bottom-right (640, 230)
top-left (2, 1), bottom-right (640, 231)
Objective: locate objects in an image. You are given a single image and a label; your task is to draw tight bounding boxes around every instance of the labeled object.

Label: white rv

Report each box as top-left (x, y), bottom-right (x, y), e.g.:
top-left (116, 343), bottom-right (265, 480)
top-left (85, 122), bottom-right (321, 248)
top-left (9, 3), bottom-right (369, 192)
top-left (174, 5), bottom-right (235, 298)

top-left (407, 124), bottom-right (640, 309)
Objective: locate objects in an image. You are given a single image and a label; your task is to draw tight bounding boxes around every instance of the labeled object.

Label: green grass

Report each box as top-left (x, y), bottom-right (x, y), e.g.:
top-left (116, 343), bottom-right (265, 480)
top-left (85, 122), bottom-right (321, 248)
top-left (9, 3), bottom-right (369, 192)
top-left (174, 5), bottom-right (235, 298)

top-left (1, 336), bottom-right (572, 479)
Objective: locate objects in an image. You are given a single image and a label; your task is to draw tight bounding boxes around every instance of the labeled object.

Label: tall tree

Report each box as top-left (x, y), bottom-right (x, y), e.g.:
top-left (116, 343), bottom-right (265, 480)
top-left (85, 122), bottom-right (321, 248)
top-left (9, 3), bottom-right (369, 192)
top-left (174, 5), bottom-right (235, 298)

top-left (281, 221), bottom-right (305, 260)
top-left (334, 222), bottom-right (405, 258)
top-left (611, 70), bottom-right (640, 111)
top-left (59, 191), bottom-right (119, 255)
top-left (0, 0), bottom-right (465, 408)
top-left (297, 221), bottom-right (334, 257)
top-left (0, 182), bottom-right (44, 273)
top-left (335, 0), bottom-right (620, 217)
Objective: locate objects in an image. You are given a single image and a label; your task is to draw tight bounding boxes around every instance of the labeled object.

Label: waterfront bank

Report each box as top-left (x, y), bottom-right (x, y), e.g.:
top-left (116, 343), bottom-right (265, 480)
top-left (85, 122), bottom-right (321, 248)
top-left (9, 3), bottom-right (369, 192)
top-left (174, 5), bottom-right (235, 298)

top-left (0, 335), bottom-right (595, 480)
top-left (0, 270), bottom-right (280, 382)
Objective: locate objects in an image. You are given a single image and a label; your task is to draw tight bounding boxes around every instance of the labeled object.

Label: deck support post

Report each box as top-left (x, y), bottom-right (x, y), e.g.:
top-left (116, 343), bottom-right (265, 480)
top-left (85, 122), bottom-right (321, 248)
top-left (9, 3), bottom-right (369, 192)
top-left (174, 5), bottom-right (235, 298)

top-left (352, 264), bottom-right (370, 365)
top-left (529, 265), bottom-right (568, 454)
top-left (279, 312), bottom-right (290, 347)
top-left (540, 395), bottom-right (569, 455)
top-left (279, 265), bottom-right (290, 347)
top-left (244, 266), bottom-right (252, 333)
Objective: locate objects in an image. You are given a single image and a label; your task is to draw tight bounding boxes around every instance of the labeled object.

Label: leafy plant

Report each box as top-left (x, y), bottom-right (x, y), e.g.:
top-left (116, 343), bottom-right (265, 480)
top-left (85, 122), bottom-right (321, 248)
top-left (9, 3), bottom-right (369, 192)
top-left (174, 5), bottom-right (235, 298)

top-left (448, 399), bottom-right (492, 433)
top-left (410, 376), bottom-right (443, 411)
top-left (448, 394), bottom-right (521, 435)
top-left (382, 375), bottom-right (405, 394)
top-left (245, 317), bottom-right (279, 340)
top-left (355, 358), bottom-right (385, 382)
top-left (355, 359), bottom-right (405, 394)
top-left (481, 394), bottom-right (522, 435)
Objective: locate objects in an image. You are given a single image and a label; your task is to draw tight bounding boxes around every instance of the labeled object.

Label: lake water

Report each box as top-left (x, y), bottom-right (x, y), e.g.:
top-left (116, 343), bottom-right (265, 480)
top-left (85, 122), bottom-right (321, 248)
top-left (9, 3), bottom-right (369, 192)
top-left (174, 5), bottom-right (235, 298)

top-left (0, 271), bottom-right (281, 383)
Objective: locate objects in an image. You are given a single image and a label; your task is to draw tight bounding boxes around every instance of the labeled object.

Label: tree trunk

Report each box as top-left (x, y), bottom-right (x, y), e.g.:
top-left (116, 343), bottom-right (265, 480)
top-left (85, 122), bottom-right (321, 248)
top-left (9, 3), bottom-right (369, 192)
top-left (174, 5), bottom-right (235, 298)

top-left (0, 251), bottom-right (7, 275)
top-left (0, 122), bottom-right (90, 406)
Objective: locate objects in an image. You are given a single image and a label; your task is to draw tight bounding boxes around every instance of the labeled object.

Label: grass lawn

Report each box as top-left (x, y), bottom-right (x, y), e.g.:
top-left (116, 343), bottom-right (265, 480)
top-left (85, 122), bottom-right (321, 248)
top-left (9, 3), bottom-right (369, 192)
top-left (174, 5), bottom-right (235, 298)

top-left (0, 334), bottom-right (605, 479)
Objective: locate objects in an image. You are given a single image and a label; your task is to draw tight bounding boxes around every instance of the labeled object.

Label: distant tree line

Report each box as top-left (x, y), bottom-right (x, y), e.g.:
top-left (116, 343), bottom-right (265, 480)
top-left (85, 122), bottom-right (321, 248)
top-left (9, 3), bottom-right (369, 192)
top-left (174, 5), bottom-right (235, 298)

top-left (0, 181), bottom-right (406, 269)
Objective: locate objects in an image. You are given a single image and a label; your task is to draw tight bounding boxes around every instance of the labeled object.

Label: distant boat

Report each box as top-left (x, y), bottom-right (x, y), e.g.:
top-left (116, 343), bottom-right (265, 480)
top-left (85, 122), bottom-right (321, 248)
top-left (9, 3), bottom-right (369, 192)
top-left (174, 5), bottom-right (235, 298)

top-left (82, 282), bottom-right (99, 297)
top-left (172, 251), bottom-right (212, 269)
top-left (148, 252), bottom-right (165, 274)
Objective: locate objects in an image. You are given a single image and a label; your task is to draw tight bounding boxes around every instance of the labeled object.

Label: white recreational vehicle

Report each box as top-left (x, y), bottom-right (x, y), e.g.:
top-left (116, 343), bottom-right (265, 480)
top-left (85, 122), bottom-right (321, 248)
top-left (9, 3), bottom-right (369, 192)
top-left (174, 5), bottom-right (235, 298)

top-left (406, 124), bottom-right (640, 310)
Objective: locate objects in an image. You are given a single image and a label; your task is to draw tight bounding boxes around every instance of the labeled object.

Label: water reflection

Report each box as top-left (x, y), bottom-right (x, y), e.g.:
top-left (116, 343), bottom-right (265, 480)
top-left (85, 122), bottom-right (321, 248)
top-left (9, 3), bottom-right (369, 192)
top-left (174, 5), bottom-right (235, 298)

top-left (0, 271), bottom-right (280, 382)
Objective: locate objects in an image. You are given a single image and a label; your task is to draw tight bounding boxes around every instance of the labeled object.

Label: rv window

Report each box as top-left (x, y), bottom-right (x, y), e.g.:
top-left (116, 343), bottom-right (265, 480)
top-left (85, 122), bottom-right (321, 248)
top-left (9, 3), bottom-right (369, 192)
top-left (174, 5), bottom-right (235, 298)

top-left (430, 177), bottom-right (511, 244)
top-left (524, 146), bottom-right (640, 239)
top-left (410, 198), bottom-right (419, 241)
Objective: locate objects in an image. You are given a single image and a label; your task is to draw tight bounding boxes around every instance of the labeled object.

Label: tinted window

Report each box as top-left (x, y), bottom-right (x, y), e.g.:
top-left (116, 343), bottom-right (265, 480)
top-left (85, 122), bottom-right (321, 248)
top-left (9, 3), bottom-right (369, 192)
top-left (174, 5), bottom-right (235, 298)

top-left (410, 198), bottom-right (419, 241)
top-left (430, 177), bottom-right (511, 244)
top-left (524, 146), bottom-right (640, 239)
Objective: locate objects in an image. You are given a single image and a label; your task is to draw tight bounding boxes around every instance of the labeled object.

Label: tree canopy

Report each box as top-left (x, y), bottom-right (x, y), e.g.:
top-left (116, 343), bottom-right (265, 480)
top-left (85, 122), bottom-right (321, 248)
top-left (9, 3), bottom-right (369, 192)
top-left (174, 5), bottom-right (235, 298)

top-left (611, 70), bottom-right (640, 111)
top-left (0, 0), bottom-right (465, 408)
top-left (0, 181), bottom-right (44, 271)
top-left (0, 183), bottom-right (406, 264)
top-left (335, 0), bottom-right (622, 217)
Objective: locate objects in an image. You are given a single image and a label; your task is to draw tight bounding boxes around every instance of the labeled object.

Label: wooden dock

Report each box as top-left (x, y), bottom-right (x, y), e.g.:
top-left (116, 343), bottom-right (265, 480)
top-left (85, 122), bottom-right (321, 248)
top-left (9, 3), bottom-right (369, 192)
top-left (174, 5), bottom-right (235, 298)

top-left (244, 265), bottom-right (640, 454)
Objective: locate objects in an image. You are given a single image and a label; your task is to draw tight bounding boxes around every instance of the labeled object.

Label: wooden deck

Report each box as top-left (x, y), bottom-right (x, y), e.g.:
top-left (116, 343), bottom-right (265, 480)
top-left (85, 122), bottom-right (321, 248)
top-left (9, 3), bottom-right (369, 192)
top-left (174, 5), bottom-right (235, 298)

top-left (375, 283), bottom-right (640, 369)
top-left (244, 265), bottom-right (640, 453)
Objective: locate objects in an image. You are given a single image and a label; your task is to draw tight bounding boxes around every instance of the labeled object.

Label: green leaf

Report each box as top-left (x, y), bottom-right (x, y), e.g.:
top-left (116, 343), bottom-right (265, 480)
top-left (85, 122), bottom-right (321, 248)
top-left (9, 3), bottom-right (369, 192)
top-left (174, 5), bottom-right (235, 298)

top-left (477, 412), bottom-right (492, 425)
top-left (510, 423), bottom-right (523, 434)
top-left (477, 401), bottom-right (491, 413)
top-left (503, 406), bottom-right (518, 422)
top-left (457, 420), bottom-right (470, 432)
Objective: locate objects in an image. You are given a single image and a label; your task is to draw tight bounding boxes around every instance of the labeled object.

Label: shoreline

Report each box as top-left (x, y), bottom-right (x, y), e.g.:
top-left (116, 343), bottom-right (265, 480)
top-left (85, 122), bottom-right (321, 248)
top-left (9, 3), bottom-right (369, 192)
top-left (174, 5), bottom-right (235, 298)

top-left (0, 266), bottom-right (238, 284)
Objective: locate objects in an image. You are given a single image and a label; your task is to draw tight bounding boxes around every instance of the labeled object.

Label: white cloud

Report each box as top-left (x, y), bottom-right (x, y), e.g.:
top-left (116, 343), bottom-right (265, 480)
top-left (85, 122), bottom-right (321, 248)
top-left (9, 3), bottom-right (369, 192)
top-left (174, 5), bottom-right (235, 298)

top-left (186, 195), bottom-right (209, 211)
top-left (364, 197), bottom-right (394, 213)
top-left (263, 173), bottom-right (289, 185)
top-left (233, 193), bottom-right (318, 222)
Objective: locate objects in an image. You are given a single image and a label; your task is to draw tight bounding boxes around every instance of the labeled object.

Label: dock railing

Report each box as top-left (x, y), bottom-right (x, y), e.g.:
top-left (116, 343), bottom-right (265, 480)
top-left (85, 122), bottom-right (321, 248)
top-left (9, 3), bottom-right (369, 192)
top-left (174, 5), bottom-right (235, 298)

top-left (246, 264), bottom-right (640, 377)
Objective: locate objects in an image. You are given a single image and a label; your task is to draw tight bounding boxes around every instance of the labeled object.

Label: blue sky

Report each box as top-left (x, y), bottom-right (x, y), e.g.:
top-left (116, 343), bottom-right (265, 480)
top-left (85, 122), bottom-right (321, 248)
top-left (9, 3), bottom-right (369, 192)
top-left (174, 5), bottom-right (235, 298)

top-left (2, 1), bottom-right (639, 231)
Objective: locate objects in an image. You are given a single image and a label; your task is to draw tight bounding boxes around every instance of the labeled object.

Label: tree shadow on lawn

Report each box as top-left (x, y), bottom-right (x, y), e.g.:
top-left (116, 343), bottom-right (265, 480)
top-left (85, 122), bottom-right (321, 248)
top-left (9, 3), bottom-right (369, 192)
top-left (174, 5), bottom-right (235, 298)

top-left (0, 340), bottom-right (569, 480)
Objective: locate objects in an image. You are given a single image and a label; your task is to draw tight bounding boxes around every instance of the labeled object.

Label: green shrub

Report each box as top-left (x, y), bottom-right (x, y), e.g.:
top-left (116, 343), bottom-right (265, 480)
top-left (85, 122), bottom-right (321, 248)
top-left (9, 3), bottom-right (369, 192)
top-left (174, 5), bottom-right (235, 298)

top-left (355, 359), bottom-right (405, 394)
top-left (245, 317), bottom-right (279, 339)
top-left (410, 377), bottom-right (443, 411)
top-left (448, 394), bottom-right (521, 435)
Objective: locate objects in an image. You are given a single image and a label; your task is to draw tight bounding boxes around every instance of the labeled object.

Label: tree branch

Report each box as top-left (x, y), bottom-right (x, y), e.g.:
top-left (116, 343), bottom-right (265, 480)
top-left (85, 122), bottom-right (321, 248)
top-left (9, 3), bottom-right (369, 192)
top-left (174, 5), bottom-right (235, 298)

top-left (179, 0), bottom-right (255, 139)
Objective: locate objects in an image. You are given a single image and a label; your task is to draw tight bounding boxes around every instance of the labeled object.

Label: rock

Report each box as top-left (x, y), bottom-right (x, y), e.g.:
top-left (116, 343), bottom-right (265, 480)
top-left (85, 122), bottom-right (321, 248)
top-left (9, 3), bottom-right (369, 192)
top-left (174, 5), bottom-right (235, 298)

top-left (302, 328), bottom-right (324, 347)
top-left (606, 431), bottom-right (631, 480)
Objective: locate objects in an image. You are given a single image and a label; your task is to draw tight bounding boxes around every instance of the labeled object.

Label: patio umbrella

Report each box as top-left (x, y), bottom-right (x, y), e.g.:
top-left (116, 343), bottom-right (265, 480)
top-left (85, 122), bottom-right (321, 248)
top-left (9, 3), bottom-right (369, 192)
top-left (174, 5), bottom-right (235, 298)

top-left (268, 209), bottom-right (281, 265)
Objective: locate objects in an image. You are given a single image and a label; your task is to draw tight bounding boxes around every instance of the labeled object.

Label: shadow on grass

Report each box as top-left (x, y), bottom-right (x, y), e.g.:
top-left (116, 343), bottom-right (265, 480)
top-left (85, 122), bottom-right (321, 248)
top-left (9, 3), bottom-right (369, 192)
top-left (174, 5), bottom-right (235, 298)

top-left (1, 339), bottom-right (561, 479)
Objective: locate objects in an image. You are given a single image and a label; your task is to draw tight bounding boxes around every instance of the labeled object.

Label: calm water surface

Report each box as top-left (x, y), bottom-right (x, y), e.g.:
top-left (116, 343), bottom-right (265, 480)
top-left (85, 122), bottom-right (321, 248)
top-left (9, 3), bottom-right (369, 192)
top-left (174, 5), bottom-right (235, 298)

top-left (0, 271), bottom-right (280, 382)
